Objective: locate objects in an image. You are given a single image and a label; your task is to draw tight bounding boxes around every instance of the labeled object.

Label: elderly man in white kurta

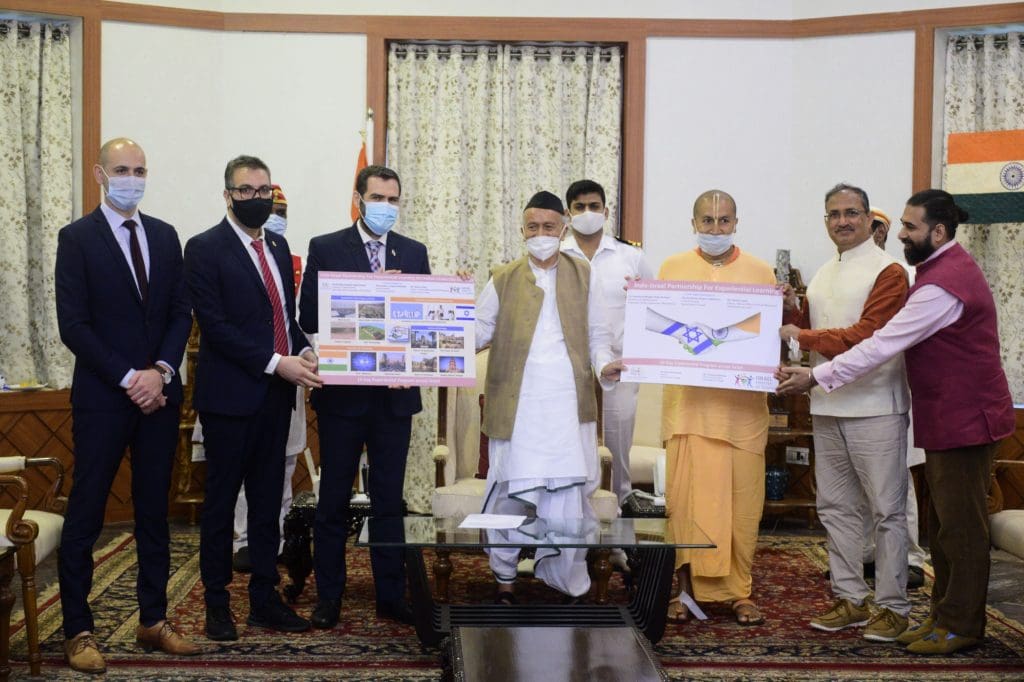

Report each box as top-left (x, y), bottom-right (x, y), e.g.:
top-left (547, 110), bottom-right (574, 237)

top-left (476, 191), bottom-right (622, 603)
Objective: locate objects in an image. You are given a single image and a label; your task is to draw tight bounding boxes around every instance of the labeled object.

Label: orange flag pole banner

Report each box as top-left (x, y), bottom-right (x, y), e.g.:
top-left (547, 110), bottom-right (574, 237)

top-left (350, 138), bottom-right (368, 223)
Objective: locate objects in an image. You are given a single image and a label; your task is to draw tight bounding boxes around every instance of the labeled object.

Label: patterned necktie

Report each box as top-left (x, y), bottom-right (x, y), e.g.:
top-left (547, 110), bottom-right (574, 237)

top-left (251, 239), bottom-right (290, 356)
top-left (367, 240), bottom-right (382, 273)
top-left (123, 220), bottom-right (148, 303)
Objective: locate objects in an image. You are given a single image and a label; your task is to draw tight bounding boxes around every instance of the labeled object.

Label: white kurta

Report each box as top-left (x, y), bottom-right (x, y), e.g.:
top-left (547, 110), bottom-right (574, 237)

top-left (476, 257), bottom-right (615, 595)
top-left (561, 233), bottom-right (654, 502)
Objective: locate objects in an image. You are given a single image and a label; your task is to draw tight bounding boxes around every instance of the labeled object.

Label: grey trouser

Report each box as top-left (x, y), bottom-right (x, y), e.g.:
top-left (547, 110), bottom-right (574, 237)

top-left (814, 413), bottom-right (910, 615)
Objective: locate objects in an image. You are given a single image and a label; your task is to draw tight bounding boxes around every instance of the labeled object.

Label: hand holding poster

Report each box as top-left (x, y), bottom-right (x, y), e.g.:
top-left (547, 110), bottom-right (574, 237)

top-left (621, 279), bottom-right (782, 391)
top-left (316, 272), bottom-right (476, 386)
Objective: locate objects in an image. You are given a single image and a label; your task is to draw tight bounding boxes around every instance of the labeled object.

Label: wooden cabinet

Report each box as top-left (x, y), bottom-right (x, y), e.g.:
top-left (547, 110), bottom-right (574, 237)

top-left (764, 392), bottom-right (818, 527)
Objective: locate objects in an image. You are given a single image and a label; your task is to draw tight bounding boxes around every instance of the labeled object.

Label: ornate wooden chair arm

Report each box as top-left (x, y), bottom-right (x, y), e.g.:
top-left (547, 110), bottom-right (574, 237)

top-left (0, 473), bottom-right (38, 545)
top-left (25, 457), bottom-right (67, 515)
top-left (433, 445), bottom-right (451, 488)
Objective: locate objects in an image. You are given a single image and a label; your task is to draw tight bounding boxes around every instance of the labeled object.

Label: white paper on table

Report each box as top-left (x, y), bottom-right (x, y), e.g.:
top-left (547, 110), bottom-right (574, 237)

top-left (458, 513), bottom-right (527, 530)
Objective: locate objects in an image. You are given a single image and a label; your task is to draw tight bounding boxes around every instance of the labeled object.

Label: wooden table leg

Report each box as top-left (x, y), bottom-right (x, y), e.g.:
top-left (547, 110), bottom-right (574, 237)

top-left (591, 548), bottom-right (612, 605)
top-left (434, 548), bottom-right (452, 604)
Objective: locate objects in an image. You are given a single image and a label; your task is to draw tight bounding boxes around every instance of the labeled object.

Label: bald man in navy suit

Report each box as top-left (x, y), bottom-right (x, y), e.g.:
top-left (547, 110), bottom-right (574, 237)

top-left (55, 138), bottom-right (198, 673)
top-left (299, 165), bottom-right (430, 629)
top-left (185, 155), bottom-right (322, 642)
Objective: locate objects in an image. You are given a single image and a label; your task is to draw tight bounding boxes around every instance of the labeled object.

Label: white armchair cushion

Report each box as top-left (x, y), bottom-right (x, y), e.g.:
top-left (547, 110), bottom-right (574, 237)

top-left (0, 510), bottom-right (64, 563)
top-left (990, 509), bottom-right (1024, 560)
top-left (432, 478), bottom-right (488, 519)
top-left (629, 445), bottom-right (664, 488)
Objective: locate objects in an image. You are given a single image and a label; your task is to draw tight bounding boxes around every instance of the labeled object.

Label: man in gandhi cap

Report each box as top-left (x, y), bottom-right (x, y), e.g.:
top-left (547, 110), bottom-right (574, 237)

top-left (475, 190), bottom-right (623, 604)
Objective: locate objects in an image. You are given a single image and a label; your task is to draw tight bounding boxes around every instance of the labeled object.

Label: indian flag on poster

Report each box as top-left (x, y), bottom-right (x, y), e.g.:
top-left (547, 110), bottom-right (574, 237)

top-left (946, 130), bottom-right (1024, 223)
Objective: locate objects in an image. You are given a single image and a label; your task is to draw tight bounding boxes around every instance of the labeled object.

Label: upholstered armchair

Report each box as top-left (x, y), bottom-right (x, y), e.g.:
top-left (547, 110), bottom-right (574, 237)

top-left (0, 456), bottom-right (67, 678)
top-left (628, 383), bottom-right (666, 494)
top-left (431, 348), bottom-right (620, 602)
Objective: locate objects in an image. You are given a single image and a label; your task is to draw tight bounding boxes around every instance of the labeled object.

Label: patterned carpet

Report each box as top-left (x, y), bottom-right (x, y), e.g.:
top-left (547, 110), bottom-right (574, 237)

top-left (7, 529), bottom-right (1024, 680)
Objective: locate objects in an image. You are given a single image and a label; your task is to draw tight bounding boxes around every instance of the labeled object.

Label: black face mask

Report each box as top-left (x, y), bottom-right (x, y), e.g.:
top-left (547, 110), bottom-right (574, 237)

top-left (231, 197), bottom-right (274, 229)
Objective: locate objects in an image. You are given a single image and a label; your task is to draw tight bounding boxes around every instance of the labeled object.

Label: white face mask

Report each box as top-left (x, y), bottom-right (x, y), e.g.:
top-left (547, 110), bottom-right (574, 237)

top-left (526, 235), bottom-right (562, 261)
top-left (696, 232), bottom-right (734, 257)
top-left (102, 170), bottom-right (146, 211)
top-left (571, 211), bottom-right (605, 235)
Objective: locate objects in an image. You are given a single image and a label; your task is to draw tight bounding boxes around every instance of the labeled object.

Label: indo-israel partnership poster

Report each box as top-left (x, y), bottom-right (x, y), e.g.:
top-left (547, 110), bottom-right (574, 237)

top-left (316, 272), bottom-right (475, 386)
top-left (621, 279), bottom-right (783, 392)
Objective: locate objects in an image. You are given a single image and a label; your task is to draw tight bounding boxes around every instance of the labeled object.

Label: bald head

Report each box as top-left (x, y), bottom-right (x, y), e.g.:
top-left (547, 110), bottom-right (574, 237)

top-left (99, 137), bottom-right (144, 167)
top-left (692, 190), bottom-right (736, 219)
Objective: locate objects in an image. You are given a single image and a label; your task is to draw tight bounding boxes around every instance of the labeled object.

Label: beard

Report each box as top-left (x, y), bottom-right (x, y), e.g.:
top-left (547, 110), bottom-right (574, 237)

top-left (903, 228), bottom-right (937, 265)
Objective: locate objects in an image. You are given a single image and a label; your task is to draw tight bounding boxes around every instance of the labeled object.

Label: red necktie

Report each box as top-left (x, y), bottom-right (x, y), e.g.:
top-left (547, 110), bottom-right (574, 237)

top-left (251, 239), bottom-right (290, 356)
top-left (123, 220), bottom-right (148, 303)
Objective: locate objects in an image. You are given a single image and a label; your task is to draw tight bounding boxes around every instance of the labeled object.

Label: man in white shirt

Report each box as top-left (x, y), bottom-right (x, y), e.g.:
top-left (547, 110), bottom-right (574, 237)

top-left (477, 191), bottom-right (623, 603)
top-left (561, 180), bottom-right (653, 506)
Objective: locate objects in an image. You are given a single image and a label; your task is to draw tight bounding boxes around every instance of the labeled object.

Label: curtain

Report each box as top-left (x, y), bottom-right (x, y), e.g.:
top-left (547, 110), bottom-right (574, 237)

top-left (0, 20), bottom-right (74, 389)
top-left (943, 33), bottom-right (1024, 403)
top-left (387, 42), bottom-right (623, 512)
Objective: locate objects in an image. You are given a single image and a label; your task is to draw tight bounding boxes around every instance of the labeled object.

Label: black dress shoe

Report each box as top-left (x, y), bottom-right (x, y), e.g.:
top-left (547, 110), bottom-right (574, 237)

top-left (247, 596), bottom-right (311, 633)
top-left (205, 605), bottom-right (238, 641)
top-left (311, 598), bottom-right (342, 629)
top-left (232, 546), bottom-right (251, 573)
top-left (376, 599), bottom-right (415, 625)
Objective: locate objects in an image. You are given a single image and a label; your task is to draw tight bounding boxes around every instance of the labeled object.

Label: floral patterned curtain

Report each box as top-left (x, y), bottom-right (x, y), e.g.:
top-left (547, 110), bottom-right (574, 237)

top-left (0, 20), bottom-right (74, 388)
top-left (943, 33), bottom-right (1024, 403)
top-left (387, 42), bottom-right (623, 512)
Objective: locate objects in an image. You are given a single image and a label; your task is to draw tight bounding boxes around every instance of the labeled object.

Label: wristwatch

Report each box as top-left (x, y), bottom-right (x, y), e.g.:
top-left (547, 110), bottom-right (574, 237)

top-left (150, 364), bottom-right (172, 385)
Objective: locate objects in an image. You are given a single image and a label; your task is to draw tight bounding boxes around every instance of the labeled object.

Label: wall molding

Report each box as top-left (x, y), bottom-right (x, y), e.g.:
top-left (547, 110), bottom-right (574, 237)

top-left (2, 1), bottom-right (1023, 237)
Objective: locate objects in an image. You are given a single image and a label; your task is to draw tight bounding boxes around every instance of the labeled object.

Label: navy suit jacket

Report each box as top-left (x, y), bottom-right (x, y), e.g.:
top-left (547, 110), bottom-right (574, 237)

top-left (184, 219), bottom-right (307, 417)
top-left (55, 206), bottom-right (191, 410)
top-left (299, 223), bottom-right (430, 417)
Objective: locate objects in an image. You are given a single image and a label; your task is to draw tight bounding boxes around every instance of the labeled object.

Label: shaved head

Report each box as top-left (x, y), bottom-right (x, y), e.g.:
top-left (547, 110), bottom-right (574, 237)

top-left (99, 137), bottom-right (144, 167)
top-left (692, 190), bottom-right (736, 218)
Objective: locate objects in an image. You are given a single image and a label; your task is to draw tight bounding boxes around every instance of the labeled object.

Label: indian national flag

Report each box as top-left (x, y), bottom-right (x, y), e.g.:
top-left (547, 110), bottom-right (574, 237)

top-left (946, 130), bottom-right (1024, 224)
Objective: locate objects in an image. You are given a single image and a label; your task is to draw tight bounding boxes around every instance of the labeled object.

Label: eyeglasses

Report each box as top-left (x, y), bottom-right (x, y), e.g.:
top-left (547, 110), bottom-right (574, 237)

top-left (227, 185), bottom-right (274, 200)
top-left (825, 209), bottom-right (866, 222)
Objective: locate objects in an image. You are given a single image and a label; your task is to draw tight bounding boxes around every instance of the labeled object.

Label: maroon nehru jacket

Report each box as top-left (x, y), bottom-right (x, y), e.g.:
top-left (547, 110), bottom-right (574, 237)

top-left (904, 242), bottom-right (1015, 451)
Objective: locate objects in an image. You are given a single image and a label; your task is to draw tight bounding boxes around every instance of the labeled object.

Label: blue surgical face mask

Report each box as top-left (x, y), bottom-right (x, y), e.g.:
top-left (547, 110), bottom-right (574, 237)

top-left (264, 214), bottom-right (287, 236)
top-left (361, 200), bottom-right (398, 236)
top-left (102, 169), bottom-right (146, 211)
top-left (696, 232), bottom-right (734, 257)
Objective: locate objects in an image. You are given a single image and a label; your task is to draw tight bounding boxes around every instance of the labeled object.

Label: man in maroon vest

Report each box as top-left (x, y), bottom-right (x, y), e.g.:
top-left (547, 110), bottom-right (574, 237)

top-left (777, 189), bottom-right (1015, 655)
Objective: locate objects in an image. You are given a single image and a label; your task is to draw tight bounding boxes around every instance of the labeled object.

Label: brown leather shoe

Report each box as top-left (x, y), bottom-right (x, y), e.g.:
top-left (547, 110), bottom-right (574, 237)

top-left (64, 631), bottom-right (106, 674)
top-left (136, 620), bottom-right (203, 656)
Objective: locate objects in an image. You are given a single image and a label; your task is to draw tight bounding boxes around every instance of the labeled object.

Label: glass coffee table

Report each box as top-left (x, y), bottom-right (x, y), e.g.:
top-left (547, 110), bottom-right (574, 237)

top-left (357, 516), bottom-right (713, 646)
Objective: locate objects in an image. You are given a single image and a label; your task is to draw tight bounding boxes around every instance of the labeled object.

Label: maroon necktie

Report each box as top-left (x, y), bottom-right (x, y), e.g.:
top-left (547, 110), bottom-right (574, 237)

top-left (123, 220), bottom-right (148, 303)
top-left (250, 239), bottom-right (290, 356)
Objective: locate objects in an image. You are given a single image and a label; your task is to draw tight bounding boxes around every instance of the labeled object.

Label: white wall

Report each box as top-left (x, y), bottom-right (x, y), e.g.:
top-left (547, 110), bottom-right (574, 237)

top-left (643, 38), bottom-right (795, 273)
top-left (102, 22), bottom-right (366, 257)
top-left (789, 31), bottom-right (916, 269)
top-left (643, 31), bottom-right (916, 277)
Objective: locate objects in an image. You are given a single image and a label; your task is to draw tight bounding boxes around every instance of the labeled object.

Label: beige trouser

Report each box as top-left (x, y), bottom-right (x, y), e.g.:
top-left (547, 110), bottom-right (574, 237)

top-left (813, 413), bottom-right (910, 615)
top-left (666, 434), bottom-right (764, 603)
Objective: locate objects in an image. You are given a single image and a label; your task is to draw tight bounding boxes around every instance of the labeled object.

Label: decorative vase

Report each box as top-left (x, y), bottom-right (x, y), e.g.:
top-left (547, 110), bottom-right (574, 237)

top-left (765, 465), bottom-right (789, 501)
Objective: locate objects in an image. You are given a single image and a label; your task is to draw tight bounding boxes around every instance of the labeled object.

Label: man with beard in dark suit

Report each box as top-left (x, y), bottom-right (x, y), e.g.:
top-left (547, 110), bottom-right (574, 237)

top-left (299, 165), bottom-right (430, 629)
top-left (185, 155), bottom-right (322, 642)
